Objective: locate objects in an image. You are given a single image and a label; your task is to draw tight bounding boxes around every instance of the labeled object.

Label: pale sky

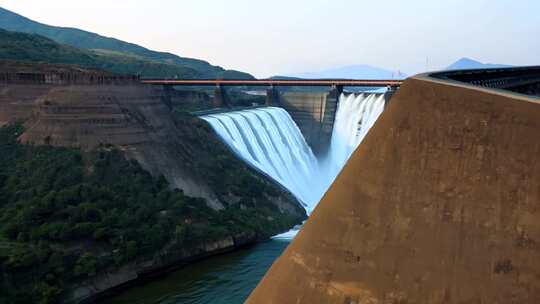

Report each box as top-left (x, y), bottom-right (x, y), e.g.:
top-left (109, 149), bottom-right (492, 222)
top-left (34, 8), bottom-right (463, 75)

top-left (1, 0), bottom-right (539, 78)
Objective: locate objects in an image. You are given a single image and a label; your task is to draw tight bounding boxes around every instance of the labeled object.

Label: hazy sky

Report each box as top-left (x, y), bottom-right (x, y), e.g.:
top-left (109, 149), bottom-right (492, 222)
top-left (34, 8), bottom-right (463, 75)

top-left (1, 0), bottom-right (539, 77)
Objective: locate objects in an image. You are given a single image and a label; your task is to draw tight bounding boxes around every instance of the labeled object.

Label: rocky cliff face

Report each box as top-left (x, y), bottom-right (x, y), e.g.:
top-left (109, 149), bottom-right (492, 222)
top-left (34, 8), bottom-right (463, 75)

top-left (247, 75), bottom-right (540, 303)
top-left (1, 80), bottom-right (303, 215)
top-left (2, 83), bottom-right (221, 207)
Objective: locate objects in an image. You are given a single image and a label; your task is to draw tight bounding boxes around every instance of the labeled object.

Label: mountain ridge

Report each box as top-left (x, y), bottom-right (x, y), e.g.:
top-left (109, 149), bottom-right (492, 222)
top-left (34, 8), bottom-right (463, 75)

top-left (446, 57), bottom-right (511, 70)
top-left (0, 28), bottom-right (209, 78)
top-left (0, 6), bottom-right (254, 79)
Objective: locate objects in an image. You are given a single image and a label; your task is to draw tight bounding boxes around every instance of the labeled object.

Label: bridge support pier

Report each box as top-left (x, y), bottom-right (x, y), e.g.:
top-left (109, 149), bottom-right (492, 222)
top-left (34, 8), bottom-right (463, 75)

top-left (327, 84), bottom-right (343, 121)
top-left (214, 84), bottom-right (230, 108)
top-left (265, 85), bottom-right (280, 106)
top-left (162, 85), bottom-right (173, 110)
top-left (313, 85), bottom-right (342, 155)
top-left (328, 85), bottom-right (343, 102)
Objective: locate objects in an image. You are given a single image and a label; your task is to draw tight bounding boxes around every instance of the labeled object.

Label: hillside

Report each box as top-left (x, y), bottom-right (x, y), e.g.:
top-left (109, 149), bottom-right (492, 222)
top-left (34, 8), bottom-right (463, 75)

top-left (0, 6), bottom-right (254, 79)
top-left (0, 29), bottom-right (206, 78)
top-left (0, 124), bottom-right (304, 303)
top-left (446, 57), bottom-right (511, 70)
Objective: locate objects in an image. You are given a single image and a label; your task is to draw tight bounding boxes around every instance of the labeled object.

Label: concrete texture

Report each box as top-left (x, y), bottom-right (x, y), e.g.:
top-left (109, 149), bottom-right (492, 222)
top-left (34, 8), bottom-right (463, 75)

top-left (247, 75), bottom-right (540, 304)
top-left (278, 91), bottom-right (337, 155)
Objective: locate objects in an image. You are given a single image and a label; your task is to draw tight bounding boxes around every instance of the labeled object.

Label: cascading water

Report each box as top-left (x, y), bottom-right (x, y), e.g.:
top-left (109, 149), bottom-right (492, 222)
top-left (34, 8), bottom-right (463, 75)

top-left (201, 93), bottom-right (385, 214)
top-left (323, 93), bottom-right (386, 185)
top-left (202, 107), bottom-right (325, 209)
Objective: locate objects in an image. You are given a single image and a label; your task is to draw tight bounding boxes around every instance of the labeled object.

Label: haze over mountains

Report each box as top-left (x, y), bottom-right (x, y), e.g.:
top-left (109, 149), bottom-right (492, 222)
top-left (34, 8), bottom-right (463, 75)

top-left (280, 64), bottom-right (407, 80)
top-left (275, 58), bottom-right (511, 80)
top-left (446, 57), bottom-right (512, 70)
top-left (0, 6), bottom-right (253, 79)
top-left (0, 6), bottom-right (514, 81)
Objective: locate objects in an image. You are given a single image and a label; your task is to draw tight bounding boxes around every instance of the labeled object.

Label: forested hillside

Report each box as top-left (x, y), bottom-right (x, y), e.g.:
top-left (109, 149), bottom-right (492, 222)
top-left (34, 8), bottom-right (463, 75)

top-left (0, 29), bottom-right (204, 78)
top-left (0, 123), bottom-right (303, 303)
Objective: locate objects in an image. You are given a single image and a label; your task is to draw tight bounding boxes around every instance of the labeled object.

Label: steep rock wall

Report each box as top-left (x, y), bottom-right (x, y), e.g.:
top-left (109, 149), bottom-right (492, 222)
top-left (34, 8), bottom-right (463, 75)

top-left (247, 76), bottom-right (540, 303)
top-left (0, 82), bottom-right (305, 217)
top-left (6, 84), bottom-right (224, 208)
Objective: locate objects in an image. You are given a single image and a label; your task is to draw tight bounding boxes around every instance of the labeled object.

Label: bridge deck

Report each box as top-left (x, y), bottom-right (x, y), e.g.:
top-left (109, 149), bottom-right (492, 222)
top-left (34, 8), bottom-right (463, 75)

top-left (140, 79), bottom-right (403, 87)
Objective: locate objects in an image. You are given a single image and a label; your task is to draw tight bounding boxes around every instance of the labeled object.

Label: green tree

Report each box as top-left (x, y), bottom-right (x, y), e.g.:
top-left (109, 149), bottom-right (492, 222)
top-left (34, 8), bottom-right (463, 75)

top-left (74, 252), bottom-right (97, 278)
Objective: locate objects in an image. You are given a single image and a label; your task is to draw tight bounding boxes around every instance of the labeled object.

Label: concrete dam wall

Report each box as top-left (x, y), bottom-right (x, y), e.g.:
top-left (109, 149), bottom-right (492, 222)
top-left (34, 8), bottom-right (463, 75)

top-left (271, 89), bottom-right (388, 156)
top-left (277, 91), bottom-right (337, 156)
top-left (204, 85), bottom-right (393, 156)
top-left (247, 74), bottom-right (540, 303)
top-left (200, 92), bottom-right (386, 215)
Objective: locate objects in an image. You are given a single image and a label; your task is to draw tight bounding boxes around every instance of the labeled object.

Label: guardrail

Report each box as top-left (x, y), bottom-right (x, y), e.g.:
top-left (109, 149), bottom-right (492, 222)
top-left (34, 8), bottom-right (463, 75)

top-left (430, 66), bottom-right (540, 91)
top-left (140, 79), bottom-right (403, 88)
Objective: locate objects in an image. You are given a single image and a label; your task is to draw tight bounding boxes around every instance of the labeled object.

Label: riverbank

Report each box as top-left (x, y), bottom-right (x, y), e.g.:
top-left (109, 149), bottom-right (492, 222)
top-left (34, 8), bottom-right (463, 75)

top-left (77, 231), bottom-right (264, 303)
top-left (101, 239), bottom-right (290, 304)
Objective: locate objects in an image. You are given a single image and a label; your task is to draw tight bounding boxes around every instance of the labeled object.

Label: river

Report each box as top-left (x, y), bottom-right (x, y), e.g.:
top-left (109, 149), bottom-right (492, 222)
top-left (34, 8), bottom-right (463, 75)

top-left (103, 239), bottom-right (289, 304)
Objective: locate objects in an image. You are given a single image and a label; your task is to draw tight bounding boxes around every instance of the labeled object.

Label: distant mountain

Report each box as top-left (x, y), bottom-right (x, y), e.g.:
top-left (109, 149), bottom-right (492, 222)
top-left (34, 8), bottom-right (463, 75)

top-left (283, 65), bottom-right (406, 80)
top-left (268, 76), bottom-right (303, 80)
top-left (0, 6), bottom-right (254, 79)
top-left (446, 57), bottom-right (511, 70)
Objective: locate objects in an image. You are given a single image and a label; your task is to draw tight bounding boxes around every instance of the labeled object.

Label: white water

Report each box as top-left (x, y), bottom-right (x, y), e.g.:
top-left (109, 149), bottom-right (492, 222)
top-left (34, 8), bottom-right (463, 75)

top-left (202, 107), bottom-right (324, 209)
top-left (201, 93), bottom-right (385, 214)
top-left (323, 93), bottom-right (386, 185)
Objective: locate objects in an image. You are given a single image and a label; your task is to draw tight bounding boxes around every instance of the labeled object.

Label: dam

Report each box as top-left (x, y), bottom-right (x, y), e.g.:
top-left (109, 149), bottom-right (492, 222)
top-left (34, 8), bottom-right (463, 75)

top-left (2, 3), bottom-right (538, 303)
top-left (247, 67), bottom-right (540, 304)
top-left (200, 93), bottom-right (386, 211)
top-left (146, 67), bottom-right (540, 215)
top-left (142, 78), bottom-right (400, 213)
top-left (142, 66), bottom-right (540, 304)
top-left (143, 78), bottom-right (400, 155)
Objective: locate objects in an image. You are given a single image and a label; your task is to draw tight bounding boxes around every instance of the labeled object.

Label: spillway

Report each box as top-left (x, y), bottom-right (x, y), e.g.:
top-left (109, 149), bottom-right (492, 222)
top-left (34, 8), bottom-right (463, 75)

top-left (323, 93), bottom-right (386, 184)
top-left (202, 107), bottom-right (323, 208)
top-left (201, 93), bottom-right (385, 212)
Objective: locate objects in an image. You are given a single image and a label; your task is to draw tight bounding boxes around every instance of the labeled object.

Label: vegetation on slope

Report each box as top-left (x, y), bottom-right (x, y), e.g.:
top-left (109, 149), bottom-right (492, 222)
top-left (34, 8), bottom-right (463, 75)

top-left (0, 7), bottom-right (254, 79)
top-left (0, 29), bottom-right (202, 78)
top-left (0, 124), bottom-right (303, 303)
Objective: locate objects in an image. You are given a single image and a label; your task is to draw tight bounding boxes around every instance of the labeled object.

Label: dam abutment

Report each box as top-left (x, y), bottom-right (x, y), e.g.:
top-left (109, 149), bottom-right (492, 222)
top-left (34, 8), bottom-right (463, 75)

top-left (247, 70), bottom-right (540, 304)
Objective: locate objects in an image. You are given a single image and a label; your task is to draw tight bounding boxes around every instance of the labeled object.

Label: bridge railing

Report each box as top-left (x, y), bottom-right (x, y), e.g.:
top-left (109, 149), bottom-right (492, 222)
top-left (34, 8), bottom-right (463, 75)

top-left (140, 79), bottom-right (403, 88)
top-left (430, 66), bottom-right (540, 91)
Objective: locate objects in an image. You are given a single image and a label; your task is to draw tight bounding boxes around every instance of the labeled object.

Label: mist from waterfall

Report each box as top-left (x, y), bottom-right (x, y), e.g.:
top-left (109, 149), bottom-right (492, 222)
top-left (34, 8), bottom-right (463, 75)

top-left (201, 93), bottom-right (385, 213)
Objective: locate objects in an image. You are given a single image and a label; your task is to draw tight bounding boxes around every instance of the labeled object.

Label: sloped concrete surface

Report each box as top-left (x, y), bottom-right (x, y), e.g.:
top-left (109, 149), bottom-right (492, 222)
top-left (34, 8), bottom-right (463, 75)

top-left (247, 76), bottom-right (540, 304)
